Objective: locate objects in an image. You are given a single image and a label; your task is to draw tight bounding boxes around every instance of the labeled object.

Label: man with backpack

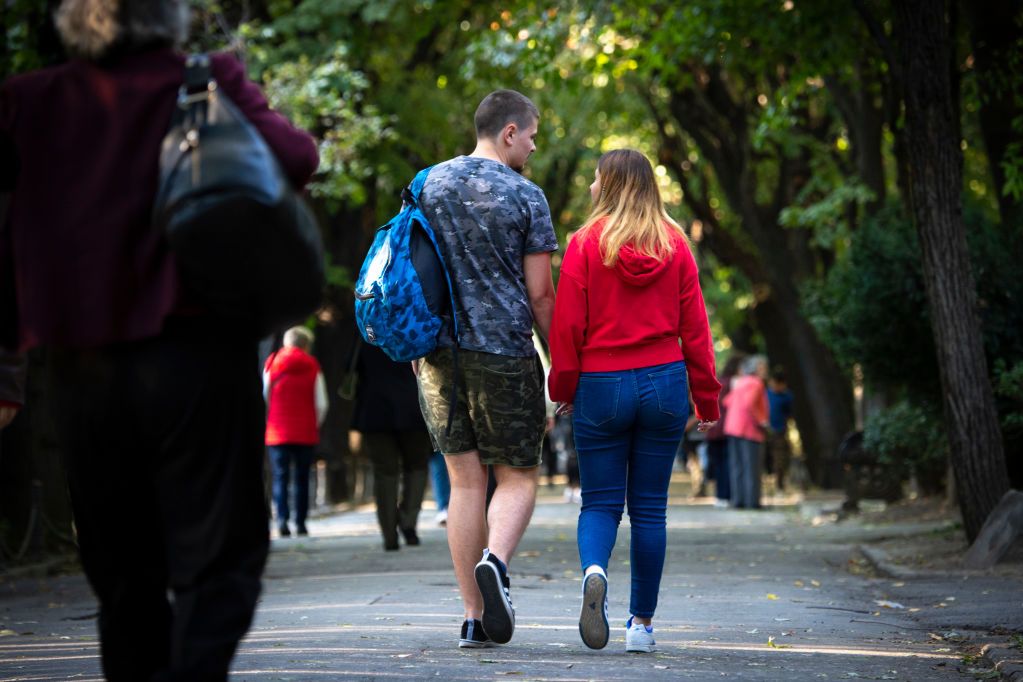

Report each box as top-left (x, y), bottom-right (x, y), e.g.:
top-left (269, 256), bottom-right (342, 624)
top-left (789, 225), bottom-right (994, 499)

top-left (414, 90), bottom-right (557, 648)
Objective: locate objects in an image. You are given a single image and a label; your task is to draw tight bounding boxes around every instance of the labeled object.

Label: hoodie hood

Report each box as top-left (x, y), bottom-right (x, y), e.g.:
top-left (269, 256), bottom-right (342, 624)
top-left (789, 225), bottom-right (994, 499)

top-left (613, 243), bottom-right (672, 286)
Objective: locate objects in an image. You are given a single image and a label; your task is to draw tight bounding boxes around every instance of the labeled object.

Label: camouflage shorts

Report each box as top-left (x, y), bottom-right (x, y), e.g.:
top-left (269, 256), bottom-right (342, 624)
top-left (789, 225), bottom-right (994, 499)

top-left (417, 347), bottom-right (545, 468)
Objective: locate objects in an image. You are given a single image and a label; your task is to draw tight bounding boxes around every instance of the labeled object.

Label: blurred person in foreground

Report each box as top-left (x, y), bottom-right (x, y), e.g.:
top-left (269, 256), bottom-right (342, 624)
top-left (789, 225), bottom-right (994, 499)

top-left (0, 1), bottom-right (318, 678)
top-left (548, 149), bottom-right (721, 653)
top-left (264, 326), bottom-right (328, 538)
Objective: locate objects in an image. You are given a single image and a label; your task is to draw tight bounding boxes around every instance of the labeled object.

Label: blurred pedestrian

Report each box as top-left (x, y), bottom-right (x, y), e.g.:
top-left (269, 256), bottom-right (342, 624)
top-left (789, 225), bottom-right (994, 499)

top-left (0, 1), bottom-right (318, 678)
top-left (352, 343), bottom-right (431, 551)
top-left (705, 353), bottom-right (745, 507)
top-left (430, 451), bottom-right (450, 526)
top-left (766, 367), bottom-right (794, 493)
top-left (723, 355), bottom-right (769, 509)
top-left (549, 149), bottom-right (721, 653)
top-left (0, 350), bottom-right (24, 430)
top-left (264, 326), bottom-right (328, 537)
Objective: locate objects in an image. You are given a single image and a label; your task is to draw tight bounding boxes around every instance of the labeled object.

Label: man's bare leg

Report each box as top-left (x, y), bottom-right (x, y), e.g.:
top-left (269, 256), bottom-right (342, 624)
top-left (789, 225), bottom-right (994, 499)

top-left (444, 450), bottom-right (489, 619)
top-left (487, 464), bottom-right (539, 564)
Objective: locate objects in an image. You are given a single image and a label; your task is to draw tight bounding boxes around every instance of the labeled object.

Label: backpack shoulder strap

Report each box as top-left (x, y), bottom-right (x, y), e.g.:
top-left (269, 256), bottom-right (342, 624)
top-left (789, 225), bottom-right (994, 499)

top-left (401, 166), bottom-right (434, 209)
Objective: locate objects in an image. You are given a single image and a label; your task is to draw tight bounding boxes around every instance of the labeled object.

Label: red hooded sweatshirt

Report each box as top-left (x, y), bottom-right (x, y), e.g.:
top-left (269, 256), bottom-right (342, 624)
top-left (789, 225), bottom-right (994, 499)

top-left (548, 220), bottom-right (721, 421)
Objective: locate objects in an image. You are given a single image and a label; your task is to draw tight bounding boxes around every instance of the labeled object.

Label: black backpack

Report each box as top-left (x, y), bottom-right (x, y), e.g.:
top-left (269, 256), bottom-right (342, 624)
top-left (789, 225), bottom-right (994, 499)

top-left (153, 54), bottom-right (325, 338)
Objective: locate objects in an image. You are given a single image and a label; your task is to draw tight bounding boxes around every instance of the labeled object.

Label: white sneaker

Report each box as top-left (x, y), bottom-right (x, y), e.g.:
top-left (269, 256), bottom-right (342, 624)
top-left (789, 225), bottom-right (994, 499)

top-left (434, 509), bottom-right (448, 526)
top-left (625, 616), bottom-right (655, 653)
top-left (713, 499), bottom-right (730, 509)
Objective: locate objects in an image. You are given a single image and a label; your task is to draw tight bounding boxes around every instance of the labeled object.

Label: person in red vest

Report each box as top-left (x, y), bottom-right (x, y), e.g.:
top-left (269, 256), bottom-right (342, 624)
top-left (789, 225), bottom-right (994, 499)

top-left (264, 326), bottom-right (328, 537)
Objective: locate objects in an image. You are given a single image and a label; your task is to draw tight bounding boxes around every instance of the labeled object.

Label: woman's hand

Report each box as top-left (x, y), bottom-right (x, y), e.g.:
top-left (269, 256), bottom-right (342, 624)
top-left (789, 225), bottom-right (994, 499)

top-left (555, 402), bottom-right (574, 416)
top-left (696, 420), bottom-right (717, 432)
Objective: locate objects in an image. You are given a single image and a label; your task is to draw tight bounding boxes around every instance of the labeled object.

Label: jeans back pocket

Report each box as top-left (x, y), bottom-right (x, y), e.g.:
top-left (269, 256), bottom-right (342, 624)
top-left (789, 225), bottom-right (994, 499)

top-left (576, 375), bottom-right (621, 427)
top-left (647, 365), bottom-right (689, 418)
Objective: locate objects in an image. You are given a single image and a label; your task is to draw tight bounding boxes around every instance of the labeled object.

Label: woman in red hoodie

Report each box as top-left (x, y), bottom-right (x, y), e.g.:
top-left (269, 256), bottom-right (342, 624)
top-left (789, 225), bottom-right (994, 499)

top-left (549, 149), bottom-right (721, 653)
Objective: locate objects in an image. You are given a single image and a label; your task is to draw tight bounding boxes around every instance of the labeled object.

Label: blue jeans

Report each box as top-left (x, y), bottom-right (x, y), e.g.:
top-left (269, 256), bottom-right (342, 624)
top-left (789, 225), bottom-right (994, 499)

top-left (429, 451), bottom-right (450, 511)
top-left (572, 361), bottom-right (689, 619)
top-left (269, 444), bottom-right (314, 526)
top-left (707, 438), bottom-right (731, 501)
top-left (728, 437), bottom-right (763, 509)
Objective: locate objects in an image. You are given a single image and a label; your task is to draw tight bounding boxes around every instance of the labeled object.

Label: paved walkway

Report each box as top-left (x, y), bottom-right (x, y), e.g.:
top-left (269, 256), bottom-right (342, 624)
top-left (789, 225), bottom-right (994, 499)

top-left (1, 490), bottom-right (1019, 680)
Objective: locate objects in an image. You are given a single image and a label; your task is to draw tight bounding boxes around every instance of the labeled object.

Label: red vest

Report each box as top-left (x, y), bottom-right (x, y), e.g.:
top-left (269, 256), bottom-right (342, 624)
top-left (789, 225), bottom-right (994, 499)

top-left (265, 346), bottom-right (320, 446)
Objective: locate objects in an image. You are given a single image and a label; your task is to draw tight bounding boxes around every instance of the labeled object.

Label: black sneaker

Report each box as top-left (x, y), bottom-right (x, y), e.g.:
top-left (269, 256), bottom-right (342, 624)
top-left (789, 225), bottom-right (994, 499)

top-left (474, 551), bottom-right (514, 644)
top-left (458, 618), bottom-right (494, 648)
top-left (296, 524), bottom-right (309, 537)
top-left (278, 524), bottom-right (291, 538)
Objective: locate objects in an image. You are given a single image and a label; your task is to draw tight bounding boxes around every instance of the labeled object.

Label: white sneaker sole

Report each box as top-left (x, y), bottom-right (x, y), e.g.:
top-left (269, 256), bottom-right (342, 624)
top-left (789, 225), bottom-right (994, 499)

top-left (626, 641), bottom-right (656, 653)
top-left (579, 573), bottom-right (609, 649)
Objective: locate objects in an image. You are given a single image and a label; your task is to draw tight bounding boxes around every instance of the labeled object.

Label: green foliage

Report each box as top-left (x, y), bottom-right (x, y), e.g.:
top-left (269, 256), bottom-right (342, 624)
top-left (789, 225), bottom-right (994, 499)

top-left (780, 179), bottom-right (876, 250)
top-left (862, 398), bottom-right (947, 487)
top-left (1, 0), bottom-right (64, 78)
top-left (802, 204), bottom-right (938, 397)
top-left (994, 359), bottom-right (1023, 437)
top-left (247, 44), bottom-right (394, 206)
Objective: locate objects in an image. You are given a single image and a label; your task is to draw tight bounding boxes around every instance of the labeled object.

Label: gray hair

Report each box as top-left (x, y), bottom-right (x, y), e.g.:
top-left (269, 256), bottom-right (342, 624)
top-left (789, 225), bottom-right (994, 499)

top-left (283, 326), bottom-right (314, 350)
top-left (55, 0), bottom-right (190, 60)
top-left (741, 354), bottom-right (767, 376)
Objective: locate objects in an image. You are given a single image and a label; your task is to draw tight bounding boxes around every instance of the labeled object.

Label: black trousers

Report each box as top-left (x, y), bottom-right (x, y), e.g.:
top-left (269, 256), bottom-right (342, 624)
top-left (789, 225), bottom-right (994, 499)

top-left (49, 319), bottom-right (269, 681)
top-left (359, 431), bottom-right (430, 546)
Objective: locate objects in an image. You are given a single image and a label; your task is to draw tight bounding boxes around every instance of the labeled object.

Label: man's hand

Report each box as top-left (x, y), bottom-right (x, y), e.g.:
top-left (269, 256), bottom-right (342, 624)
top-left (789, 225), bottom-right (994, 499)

top-left (0, 405), bottom-right (19, 430)
top-left (555, 402), bottom-right (574, 416)
top-left (696, 420), bottom-right (717, 433)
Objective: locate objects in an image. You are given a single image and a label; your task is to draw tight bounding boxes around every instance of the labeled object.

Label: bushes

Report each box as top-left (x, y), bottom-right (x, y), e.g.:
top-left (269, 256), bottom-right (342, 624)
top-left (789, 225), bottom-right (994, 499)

top-left (862, 399), bottom-right (948, 495)
top-left (803, 201), bottom-right (1023, 491)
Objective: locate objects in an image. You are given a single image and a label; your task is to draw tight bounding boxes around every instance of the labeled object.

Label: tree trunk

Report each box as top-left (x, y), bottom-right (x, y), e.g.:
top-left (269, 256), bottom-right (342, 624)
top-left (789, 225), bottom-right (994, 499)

top-left (754, 293), bottom-right (855, 487)
top-left (895, 0), bottom-right (1009, 541)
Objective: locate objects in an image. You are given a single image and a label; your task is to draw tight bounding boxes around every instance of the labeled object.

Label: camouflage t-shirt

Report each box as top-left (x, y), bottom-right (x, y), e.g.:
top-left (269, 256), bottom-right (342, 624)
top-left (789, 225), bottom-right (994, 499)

top-left (420, 155), bottom-right (557, 357)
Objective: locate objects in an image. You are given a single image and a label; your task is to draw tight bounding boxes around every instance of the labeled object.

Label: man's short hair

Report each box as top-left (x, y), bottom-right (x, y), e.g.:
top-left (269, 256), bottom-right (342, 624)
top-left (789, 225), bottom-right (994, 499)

top-left (283, 326), bottom-right (314, 349)
top-left (474, 90), bottom-right (539, 139)
top-left (770, 366), bottom-right (787, 383)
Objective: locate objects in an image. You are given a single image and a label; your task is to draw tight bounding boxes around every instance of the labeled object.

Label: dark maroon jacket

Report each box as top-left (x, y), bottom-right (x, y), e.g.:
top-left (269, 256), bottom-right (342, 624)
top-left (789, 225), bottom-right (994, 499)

top-left (0, 48), bottom-right (319, 351)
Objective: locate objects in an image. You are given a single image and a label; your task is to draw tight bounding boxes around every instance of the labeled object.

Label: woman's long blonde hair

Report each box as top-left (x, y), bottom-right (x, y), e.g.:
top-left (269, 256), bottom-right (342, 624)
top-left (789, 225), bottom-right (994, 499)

top-left (579, 149), bottom-right (690, 267)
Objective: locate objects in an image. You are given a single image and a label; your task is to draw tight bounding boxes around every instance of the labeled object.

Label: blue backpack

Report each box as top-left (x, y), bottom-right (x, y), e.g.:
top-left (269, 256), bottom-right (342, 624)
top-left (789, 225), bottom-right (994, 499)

top-left (354, 167), bottom-right (457, 362)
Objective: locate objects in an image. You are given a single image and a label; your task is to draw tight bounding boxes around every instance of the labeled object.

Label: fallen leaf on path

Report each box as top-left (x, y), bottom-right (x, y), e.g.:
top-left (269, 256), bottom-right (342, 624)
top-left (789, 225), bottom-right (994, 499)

top-left (0, 630), bottom-right (16, 637)
top-left (766, 593), bottom-right (779, 600)
top-left (767, 636), bottom-right (791, 649)
top-left (774, 618), bottom-right (791, 622)
top-left (794, 580), bottom-right (805, 587)
top-left (517, 550), bottom-right (540, 558)
top-left (874, 600), bottom-right (905, 609)
top-left (811, 580), bottom-right (821, 587)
